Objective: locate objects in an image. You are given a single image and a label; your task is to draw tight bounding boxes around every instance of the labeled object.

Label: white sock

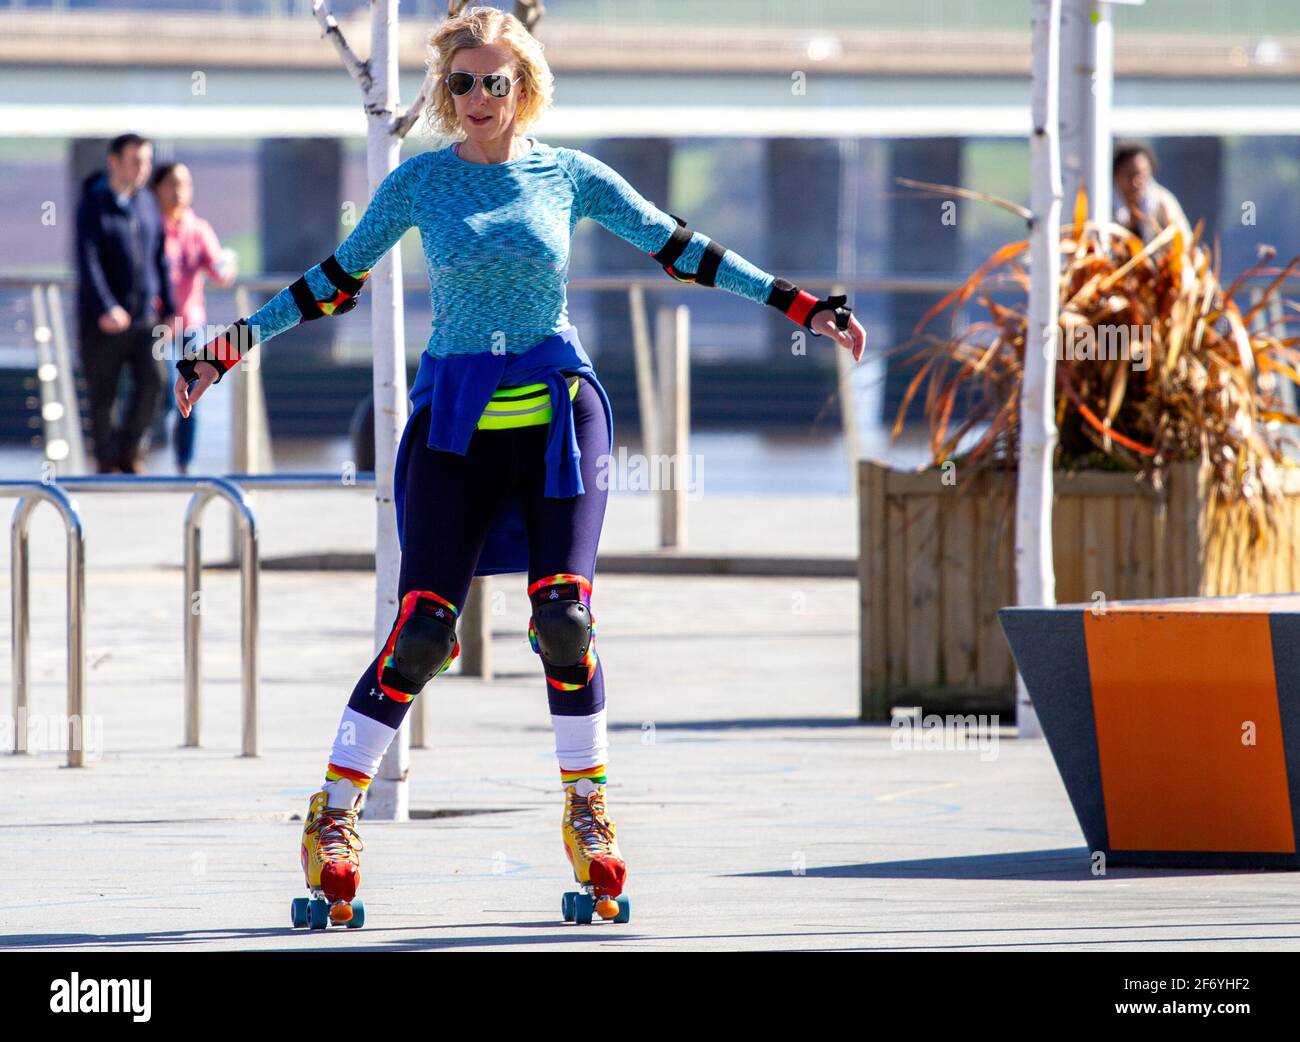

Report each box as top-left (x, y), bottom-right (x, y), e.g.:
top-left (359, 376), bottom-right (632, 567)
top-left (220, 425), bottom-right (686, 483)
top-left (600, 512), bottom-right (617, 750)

top-left (328, 706), bottom-right (397, 779)
top-left (551, 707), bottom-right (608, 769)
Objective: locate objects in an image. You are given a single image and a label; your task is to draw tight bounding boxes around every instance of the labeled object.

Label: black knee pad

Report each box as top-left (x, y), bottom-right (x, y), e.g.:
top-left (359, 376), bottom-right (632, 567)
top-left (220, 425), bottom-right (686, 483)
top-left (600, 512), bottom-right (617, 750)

top-left (528, 574), bottom-right (598, 689)
top-left (377, 590), bottom-right (460, 701)
top-left (532, 599), bottom-right (593, 665)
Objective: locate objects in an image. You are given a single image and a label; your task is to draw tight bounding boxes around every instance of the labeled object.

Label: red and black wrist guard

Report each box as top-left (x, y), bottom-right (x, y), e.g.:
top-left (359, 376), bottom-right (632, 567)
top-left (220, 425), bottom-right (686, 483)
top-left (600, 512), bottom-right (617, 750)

top-left (176, 317), bottom-right (255, 384)
top-left (766, 278), bottom-right (852, 336)
top-left (290, 253), bottom-right (369, 322)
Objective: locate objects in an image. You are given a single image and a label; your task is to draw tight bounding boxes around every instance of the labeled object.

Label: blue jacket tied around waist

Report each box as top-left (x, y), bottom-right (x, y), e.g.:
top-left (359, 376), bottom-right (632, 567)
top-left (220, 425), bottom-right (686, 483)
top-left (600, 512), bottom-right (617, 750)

top-left (394, 325), bottom-right (614, 577)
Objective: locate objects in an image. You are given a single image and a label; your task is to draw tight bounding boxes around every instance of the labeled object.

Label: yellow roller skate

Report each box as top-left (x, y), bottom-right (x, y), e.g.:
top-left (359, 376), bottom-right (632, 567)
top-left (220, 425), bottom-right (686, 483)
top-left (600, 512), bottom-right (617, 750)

top-left (291, 778), bottom-right (365, 930)
top-left (560, 777), bottom-right (630, 925)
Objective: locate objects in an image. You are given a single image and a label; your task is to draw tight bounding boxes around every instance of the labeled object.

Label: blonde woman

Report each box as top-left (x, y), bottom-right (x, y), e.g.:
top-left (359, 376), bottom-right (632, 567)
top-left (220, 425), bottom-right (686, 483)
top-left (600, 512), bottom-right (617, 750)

top-left (175, 5), bottom-right (865, 929)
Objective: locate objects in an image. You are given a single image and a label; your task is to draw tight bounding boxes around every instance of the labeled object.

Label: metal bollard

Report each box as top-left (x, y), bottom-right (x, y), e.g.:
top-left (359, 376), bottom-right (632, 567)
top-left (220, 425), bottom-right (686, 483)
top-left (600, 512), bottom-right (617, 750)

top-left (6, 483), bottom-right (85, 767)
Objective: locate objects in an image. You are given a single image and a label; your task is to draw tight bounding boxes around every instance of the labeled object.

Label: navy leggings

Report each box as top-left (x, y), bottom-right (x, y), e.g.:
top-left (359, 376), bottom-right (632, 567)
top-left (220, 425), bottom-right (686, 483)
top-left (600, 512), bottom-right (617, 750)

top-left (345, 374), bottom-right (610, 727)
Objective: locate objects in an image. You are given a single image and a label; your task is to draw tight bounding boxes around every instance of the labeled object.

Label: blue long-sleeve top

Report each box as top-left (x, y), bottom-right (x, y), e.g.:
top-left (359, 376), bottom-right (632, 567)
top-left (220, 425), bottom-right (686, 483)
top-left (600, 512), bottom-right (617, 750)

top-left (241, 136), bottom-right (779, 574)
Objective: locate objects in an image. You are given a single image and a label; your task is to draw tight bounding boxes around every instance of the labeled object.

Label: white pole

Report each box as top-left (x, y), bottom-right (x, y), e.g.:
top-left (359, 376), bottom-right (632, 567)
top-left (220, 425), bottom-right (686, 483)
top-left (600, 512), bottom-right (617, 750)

top-left (1060, 0), bottom-right (1116, 225)
top-left (1086, 1), bottom-right (1114, 224)
top-left (362, 0), bottom-right (409, 821)
top-left (312, 0), bottom-right (409, 817)
top-left (629, 284), bottom-right (659, 461)
top-left (656, 305), bottom-right (689, 549)
top-left (1058, 0), bottom-right (1087, 212)
top-left (1017, 0), bottom-right (1064, 739)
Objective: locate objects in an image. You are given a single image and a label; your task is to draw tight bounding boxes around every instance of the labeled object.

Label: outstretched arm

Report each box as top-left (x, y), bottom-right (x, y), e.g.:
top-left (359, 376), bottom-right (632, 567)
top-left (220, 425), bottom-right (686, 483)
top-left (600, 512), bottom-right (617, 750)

top-left (559, 148), bottom-right (864, 359)
top-left (175, 159), bottom-right (416, 413)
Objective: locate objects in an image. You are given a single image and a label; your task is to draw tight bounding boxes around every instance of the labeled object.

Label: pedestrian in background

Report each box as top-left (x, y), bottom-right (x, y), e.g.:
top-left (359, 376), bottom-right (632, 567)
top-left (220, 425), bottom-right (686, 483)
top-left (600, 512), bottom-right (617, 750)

top-left (1113, 142), bottom-right (1192, 244)
top-left (74, 132), bottom-right (181, 474)
top-left (151, 161), bottom-right (237, 474)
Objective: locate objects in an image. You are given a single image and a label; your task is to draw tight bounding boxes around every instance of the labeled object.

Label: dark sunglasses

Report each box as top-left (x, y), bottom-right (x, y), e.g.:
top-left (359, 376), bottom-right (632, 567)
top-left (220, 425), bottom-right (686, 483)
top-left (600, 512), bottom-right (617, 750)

top-left (444, 72), bottom-right (521, 98)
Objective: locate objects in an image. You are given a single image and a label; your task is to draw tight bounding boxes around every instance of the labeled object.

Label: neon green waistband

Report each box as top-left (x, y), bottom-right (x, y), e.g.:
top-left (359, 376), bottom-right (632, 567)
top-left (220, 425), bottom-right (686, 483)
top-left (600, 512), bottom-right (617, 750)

top-left (476, 374), bottom-right (580, 430)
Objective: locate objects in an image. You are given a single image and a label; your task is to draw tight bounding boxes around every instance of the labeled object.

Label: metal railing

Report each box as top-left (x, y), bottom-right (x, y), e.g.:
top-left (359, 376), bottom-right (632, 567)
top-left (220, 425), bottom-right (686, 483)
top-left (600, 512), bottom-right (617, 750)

top-left (1, 472), bottom-right (428, 765)
top-left (3, 475), bottom-right (256, 765)
top-left (28, 282), bottom-right (86, 473)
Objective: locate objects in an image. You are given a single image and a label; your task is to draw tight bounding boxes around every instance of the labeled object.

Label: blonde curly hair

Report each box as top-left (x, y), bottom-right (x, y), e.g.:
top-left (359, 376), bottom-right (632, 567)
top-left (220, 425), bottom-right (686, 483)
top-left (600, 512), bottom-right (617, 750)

top-left (420, 6), bottom-right (554, 141)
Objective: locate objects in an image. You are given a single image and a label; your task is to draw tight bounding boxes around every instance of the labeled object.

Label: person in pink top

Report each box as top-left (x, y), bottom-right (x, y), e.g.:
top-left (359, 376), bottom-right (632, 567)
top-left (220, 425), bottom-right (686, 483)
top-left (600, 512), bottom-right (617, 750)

top-left (150, 161), bottom-right (237, 473)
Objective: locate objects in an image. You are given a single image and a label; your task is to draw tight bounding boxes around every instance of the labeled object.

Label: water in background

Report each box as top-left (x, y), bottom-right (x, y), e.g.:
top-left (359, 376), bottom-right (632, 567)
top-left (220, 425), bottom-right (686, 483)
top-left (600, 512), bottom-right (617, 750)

top-left (0, 396), bottom-right (944, 495)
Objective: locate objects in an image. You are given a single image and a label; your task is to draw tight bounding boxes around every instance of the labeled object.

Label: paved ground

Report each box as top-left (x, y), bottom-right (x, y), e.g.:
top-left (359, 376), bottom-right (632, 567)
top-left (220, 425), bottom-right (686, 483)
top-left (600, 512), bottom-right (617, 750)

top-left (2, 490), bottom-right (1298, 951)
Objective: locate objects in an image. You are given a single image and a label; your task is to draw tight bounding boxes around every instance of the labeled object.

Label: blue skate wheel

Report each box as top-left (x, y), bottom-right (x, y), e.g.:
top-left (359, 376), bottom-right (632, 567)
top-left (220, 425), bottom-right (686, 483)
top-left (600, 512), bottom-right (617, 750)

top-left (291, 897), bottom-right (310, 928)
top-left (308, 897), bottom-right (330, 930)
top-left (562, 891), bottom-right (576, 922)
top-left (614, 896), bottom-right (631, 924)
top-left (574, 892), bottom-right (595, 925)
top-left (345, 899), bottom-right (365, 929)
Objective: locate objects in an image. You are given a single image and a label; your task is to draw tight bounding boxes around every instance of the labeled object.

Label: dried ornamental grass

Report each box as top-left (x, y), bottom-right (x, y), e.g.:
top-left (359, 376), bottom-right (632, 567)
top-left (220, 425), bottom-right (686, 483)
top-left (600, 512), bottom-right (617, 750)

top-left (896, 187), bottom-right (1300, 553)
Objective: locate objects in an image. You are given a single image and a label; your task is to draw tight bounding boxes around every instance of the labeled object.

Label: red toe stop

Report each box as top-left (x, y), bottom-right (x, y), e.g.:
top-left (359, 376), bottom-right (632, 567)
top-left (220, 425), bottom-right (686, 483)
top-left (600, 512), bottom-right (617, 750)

top-left (589, 856), bottom-right (627, 897)
top-left (320, 863), bottom-right (358, 903)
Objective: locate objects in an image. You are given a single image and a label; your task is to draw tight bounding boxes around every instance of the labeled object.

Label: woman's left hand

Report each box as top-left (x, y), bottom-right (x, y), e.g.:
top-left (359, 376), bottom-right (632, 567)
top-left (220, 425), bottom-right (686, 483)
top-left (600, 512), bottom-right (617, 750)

top-left (809, 308), bottom-right (866, 362)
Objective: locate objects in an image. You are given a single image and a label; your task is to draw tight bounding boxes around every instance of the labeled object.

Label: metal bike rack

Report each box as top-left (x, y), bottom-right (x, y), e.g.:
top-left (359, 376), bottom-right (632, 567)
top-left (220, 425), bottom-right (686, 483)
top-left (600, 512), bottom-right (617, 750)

top-left (6, 482), bottom-right (85, 766)
top-left (4, 471), bottom-right (448, 764)
top-left (3, 476), bottom-right (257, 763)
top-left (179, 477), bottom-right (260, 756)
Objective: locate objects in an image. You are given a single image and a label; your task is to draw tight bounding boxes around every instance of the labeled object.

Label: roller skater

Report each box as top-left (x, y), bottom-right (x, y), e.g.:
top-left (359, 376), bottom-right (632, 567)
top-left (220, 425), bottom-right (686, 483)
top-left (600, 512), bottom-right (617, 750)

top-left (173, 6), bottom-right (865, 931)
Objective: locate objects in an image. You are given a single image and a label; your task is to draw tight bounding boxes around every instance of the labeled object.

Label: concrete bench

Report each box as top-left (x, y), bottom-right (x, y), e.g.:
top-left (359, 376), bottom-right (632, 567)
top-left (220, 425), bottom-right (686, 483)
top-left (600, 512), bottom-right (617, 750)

top-left (1000, 594), bottom-right (1300, 868)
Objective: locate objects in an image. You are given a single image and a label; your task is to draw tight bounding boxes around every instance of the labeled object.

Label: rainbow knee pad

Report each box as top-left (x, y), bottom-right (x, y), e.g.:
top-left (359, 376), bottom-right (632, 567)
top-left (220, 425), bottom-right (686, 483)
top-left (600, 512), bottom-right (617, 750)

top-left (376, 590), bottom-right (460, 702)
top-left (528, 573), bottom-right (598, 692)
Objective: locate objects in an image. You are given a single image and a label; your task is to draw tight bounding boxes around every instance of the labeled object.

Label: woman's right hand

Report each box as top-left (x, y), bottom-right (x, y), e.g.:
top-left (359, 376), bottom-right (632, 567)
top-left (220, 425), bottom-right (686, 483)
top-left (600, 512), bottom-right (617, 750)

top-left (174, 361), bottom-right (219, 418)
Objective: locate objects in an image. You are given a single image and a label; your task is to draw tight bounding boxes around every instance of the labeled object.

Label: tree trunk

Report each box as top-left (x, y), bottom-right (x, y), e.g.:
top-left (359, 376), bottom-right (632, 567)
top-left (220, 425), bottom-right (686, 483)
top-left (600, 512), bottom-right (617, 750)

top-left (362, 0), bottom-right (409, 820)
top-left (1017, 0), bottom-right (1064, 738)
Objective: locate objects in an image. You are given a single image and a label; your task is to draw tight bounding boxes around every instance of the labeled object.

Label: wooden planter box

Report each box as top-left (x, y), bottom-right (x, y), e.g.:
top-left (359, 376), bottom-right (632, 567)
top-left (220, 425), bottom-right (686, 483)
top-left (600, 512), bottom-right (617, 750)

top-left (857, 458), bottom-right (1300, 720)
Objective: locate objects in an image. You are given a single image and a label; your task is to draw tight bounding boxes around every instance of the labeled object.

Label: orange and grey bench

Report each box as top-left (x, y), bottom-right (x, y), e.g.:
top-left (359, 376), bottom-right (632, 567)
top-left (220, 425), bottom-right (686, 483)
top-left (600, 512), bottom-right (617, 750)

top-left (999, 595), bottom-right (1300, 869)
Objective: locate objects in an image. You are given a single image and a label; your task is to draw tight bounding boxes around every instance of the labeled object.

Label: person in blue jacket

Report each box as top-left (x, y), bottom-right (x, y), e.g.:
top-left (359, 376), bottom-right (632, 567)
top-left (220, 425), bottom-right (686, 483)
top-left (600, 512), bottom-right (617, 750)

top-left (174, 6), bottom-right (865, 927)
top-left (75, 133), bottom-right (181, 473)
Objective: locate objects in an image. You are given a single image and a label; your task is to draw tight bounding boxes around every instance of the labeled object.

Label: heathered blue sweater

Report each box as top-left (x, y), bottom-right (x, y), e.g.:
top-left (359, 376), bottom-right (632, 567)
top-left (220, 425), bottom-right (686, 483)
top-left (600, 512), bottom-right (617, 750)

top-left (243, 136), bottom-right (779, 575)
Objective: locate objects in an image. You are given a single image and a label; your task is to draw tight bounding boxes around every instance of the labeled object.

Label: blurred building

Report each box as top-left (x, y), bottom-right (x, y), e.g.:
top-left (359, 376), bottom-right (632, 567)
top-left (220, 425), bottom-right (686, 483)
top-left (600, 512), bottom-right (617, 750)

top-left (0, 0), bottom-right (1295, 439)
